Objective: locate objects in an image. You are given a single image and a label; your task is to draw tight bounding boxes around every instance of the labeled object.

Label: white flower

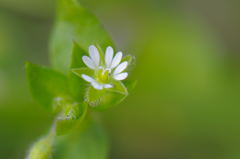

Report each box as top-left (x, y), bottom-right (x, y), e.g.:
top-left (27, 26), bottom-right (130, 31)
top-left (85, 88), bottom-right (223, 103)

top-left (81, 45), bottom-right (128, 90)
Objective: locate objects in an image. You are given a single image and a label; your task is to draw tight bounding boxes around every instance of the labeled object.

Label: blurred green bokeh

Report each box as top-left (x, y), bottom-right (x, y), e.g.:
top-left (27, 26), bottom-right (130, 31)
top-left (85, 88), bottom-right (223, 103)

top-left (0, 0), bottom-right (240, 158)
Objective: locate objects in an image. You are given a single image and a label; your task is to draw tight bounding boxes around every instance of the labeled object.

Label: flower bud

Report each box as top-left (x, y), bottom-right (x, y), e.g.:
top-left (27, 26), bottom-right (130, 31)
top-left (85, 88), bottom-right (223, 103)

top-left (26, 134), bottom-right (54, 159)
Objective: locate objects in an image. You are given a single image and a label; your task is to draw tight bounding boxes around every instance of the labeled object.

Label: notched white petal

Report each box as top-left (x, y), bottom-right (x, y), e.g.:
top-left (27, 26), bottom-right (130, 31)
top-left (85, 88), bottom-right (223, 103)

top-left (89, 45), bottom-right (100, 66)
top-left (104, 84), bottom-right (113, 88)
top-left (91, 81), bottom-right (103, 90)
top-left (111, 51), bottom-right (123, 69)
top-left (113, 72), bottom-right (128, 81)
top-left (82, 56), bottom-right (95, 69)
top-left (114, 61), bottom-right (128, 75)
top-left (105, 46), bottom-right (114, 67)
top-left (81, 74), bottom-right (95, 83)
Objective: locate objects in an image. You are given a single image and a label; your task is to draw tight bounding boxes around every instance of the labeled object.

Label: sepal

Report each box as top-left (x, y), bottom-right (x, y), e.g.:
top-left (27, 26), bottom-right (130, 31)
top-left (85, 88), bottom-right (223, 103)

top-left (85, 81), bottom-right (128, 111)
top-left (55, 100), bottom-right (87, 135)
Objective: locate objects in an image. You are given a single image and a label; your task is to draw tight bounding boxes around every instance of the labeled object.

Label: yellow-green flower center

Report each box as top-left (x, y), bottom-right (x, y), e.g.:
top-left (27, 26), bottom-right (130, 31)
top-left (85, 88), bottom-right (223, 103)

top-left (96, 69), bottom-right (110, 83)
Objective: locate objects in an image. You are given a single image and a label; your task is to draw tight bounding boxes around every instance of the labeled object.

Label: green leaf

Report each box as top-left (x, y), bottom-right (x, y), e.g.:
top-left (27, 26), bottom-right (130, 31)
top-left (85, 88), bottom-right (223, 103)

top-left (70, 67), bottom-right (94, 102)
top-left (70, 42), bottom-right (87, 69)
top-left (56, 102), bottom-right (87, 136)
top-left (85, 81), bottom-right (128, 111)
top-left (50, 0), bottom-right (114, 73)
top-left (71, 67), bottom-right (94, 80)
top-left (69, 43), bottom-right (89, 102)
top-left (54, 119), bottom-right (109, 159)
top-left (25, 62), bottom-right (69, 110)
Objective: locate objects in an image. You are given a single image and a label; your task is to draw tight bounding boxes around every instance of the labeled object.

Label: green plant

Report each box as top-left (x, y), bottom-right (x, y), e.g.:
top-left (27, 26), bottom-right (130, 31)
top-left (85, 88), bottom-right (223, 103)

top-left (25, 0), bottom-right (136, 158)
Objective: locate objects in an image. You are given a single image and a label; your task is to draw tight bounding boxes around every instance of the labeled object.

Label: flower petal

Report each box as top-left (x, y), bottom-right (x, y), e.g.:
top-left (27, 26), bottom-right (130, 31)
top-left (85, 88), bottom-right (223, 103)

top-left (89, 45), bottom-right (100, 66)
top-left (82, 56), bottom-right (95, 69)
top-left (113, 61), bottom-right (128, 75)
top-left (104, 84), bottom-right (113, 88)
top-left (81, 74), bottom-right (95, 83)
top-left (105, 46), bottom-right (114, 67)
top-left (111, 51), bottom-right (122, 69)
top-left (113, 72), bottom-right (128, 81)
top-left (91, 81), bottom-right (103, 90)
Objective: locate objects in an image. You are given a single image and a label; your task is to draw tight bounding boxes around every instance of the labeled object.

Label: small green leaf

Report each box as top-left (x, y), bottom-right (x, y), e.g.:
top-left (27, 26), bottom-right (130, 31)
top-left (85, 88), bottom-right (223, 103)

top-left (72, 67), bottom-right (93, 78)
top-left (25, 62), bottom-right (70, 110)
top-left (56, 101), bottom-right (87, 136)
top-left (70, 42), bottom-right (87, 69)
top-left (50, 0), bottom-right (113, 73)
top-left (85, 81), bottom-right (128, 111)
top-left (70, 67), bottom-right (94, 102)
top-left (69, 43), bottom-right (89, 101)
